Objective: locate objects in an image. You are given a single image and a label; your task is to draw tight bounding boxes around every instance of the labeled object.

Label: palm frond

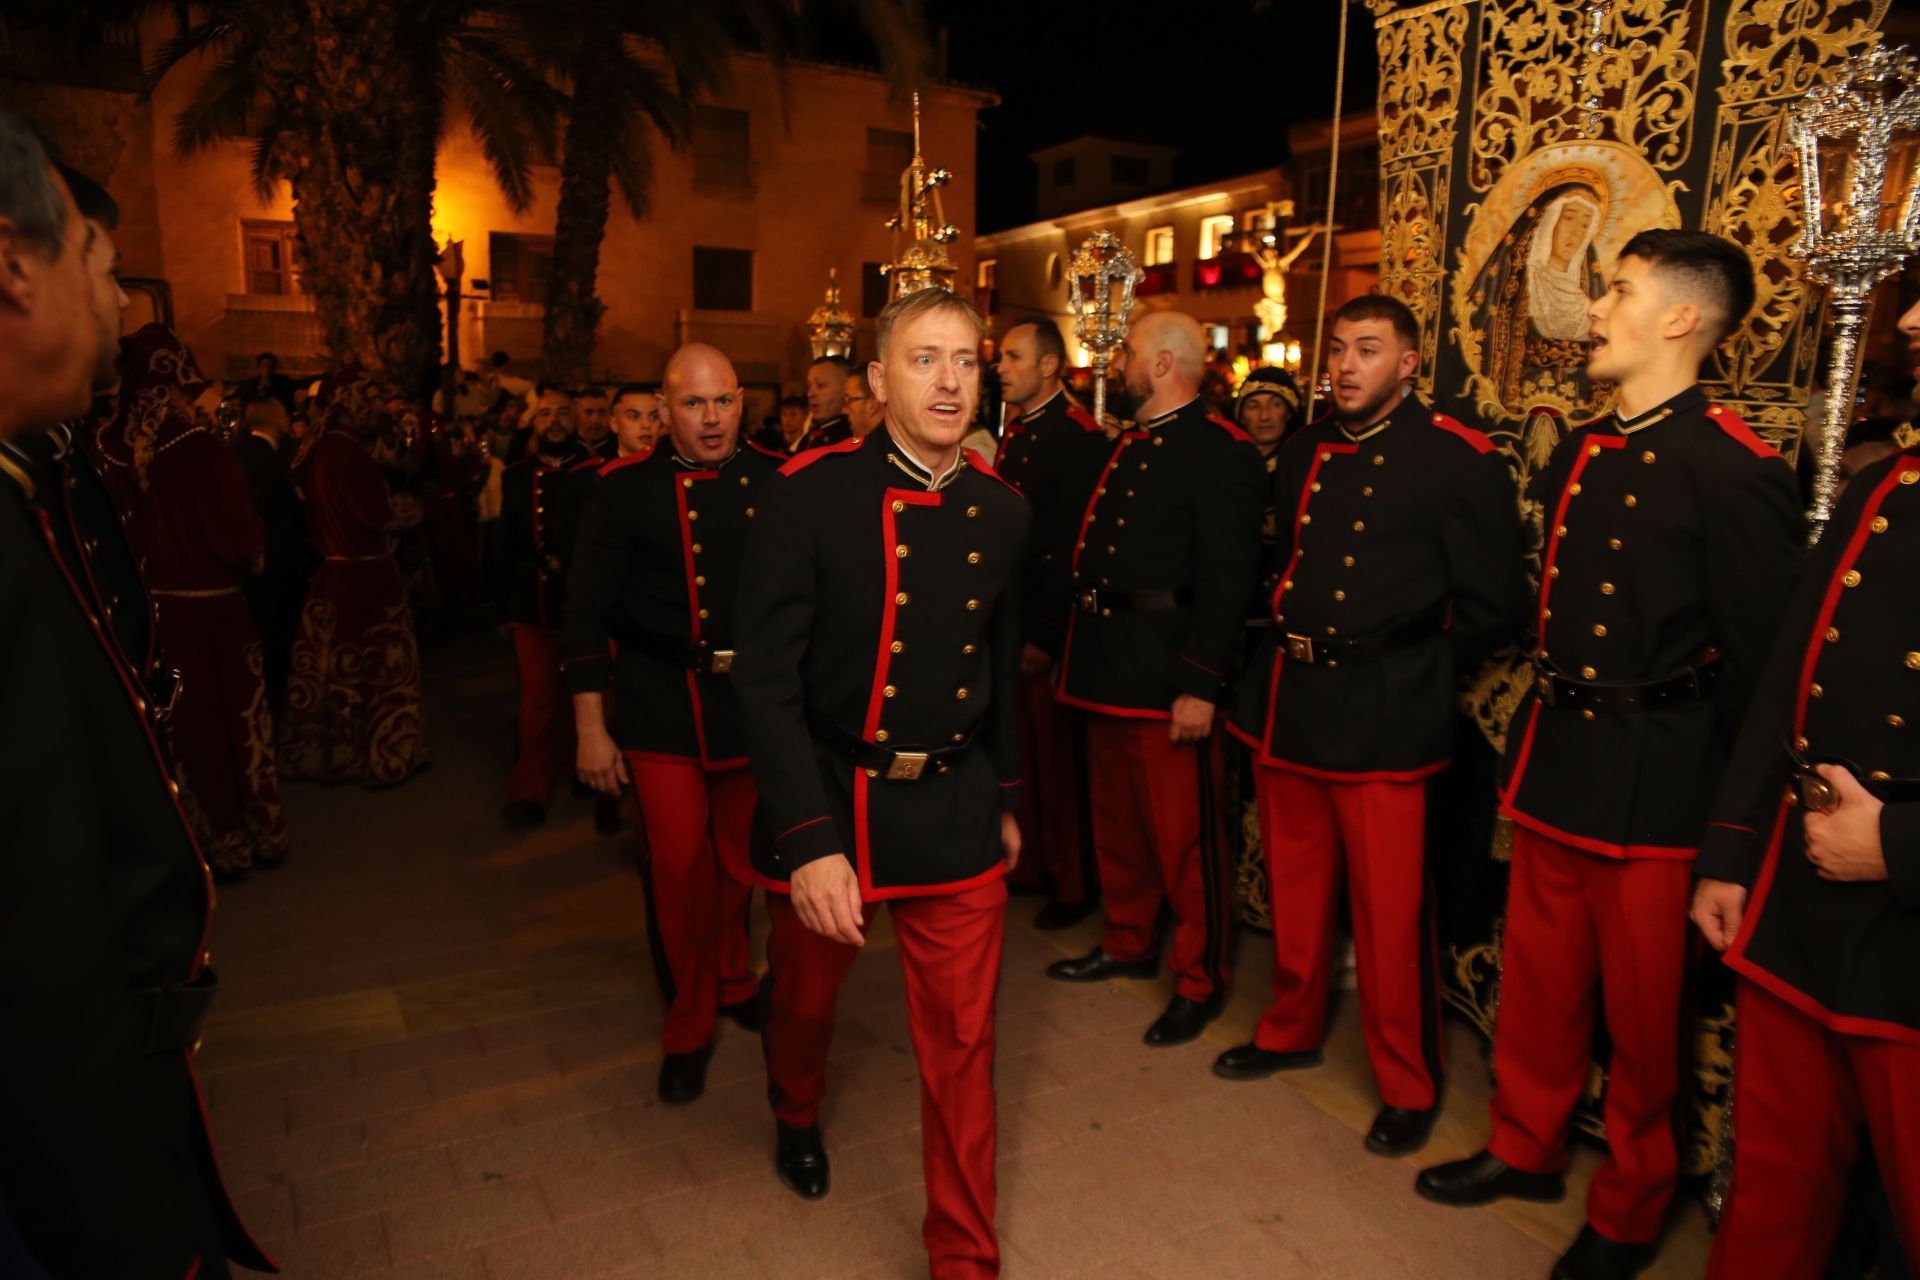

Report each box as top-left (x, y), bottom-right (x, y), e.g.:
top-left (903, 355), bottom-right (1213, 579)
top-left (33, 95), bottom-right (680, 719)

top-left (826, 0), bottom-right (932, 101)
top-left (169, 47), bottom-right (261, 154)
top-left (443, 35), bottom-right (563, 213)
top-left (141, 14), bottom-right (242, 102)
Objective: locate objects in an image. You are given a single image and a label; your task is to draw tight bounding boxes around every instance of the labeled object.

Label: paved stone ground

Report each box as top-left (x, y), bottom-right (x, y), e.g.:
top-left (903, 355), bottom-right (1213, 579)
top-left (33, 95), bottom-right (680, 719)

top-left (195, 637), bottom-right (1711, 1278)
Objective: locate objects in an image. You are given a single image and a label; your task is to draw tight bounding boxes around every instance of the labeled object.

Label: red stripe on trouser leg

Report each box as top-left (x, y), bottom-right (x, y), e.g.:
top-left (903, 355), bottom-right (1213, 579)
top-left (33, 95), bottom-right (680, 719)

top-left (1251, 769), bottom-right (1438, 1109)
top-left (506, 623), bottom-right (572, 805)
top-left (1708, 978), bottom-right (1863, 1279)
top-left (1085, 714), bottom-right (1231, 1001)
top-left (891, 878), bottom-right (1007, 1279)
top-left (763, 891), bottom-right (863, 1128)
top-left (1487, 827), bottom-right (1691, 1242)
top-left (627, 755), bottom-right (760, 1054)
top-left (1009, 669), bottom-right (1088, 901)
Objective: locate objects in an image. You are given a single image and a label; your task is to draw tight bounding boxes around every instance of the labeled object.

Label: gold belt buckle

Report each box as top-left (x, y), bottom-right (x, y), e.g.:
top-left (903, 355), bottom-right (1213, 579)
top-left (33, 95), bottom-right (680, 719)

top-left (1284, 633), bottom-right (1315, 664)
top-left (708, 649), bottom-right (735, 674)
top-left (1792, 769), bottom-right (1839, 814)
top-left (886, 751), bottom-right (930, 781)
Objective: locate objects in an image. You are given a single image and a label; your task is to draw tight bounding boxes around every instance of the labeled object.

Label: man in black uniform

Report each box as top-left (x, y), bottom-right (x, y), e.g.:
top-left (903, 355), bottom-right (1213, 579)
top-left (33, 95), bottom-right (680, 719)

top-left (0, 113), bottom-right (271, 1279)
top-left (566, 344), bottom-right (782, 1102)
top-left (1416, 230), bottom-right (1804, 1280)
top-left (1044, 309), bottom-right (1266, 1046)
top-left (994, 316), bottom-right (1102, 929)
top-left (736, 287), bottom-right (1027, 1279)
top-left (797, 354), bottom-right (853, 451)
top-left (1215, 297), bottom-right (1526, 1160)
top-left (1691, 295), bottom-right (1920, 1277)
top-left (499, 389), bottom-right (588, 825)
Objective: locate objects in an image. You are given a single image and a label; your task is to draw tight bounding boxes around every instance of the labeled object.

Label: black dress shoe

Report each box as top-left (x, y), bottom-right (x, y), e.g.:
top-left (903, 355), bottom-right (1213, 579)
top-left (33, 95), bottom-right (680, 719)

top-left (1211, 1042), bottom-right (1323, 1080)
top-left (1414, 1149), bottom-right (1566, 1207)
top-left (1550, 1226), bottom-right (1655, 1280)
top-left (720, 976), bottom-right (770, 1033)
top-left (1032, 897), bottom-right (1099, 931)
top-left (656, 1045), bottom-right (713, 1104)
top-left (593, 794), bottom-right (623, 836)
top-left (500, 799), bottom-right (546, 827)
top-left (1045, 947), bottom-right (1158, 983)
top-left (1143, 994), bottom-right (1222, 1046)
top-left (775, 1122), bottom-right (830, 1200)
top-left (1364, 1105), bottom-right (1438, 1156)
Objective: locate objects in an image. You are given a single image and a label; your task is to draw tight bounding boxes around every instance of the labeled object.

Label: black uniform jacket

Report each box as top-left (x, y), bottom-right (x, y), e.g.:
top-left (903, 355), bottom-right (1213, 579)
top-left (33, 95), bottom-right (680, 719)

top-left (734, 430), bottom-right (1029, 900)
top-left (0, 445), bottom-right (273, 1278)
top-left (562, 441), bottom-right (785, 769)
top-left (1051, 396), bottom-right (1266, 717)
top-left (500, 440), bottom-right (589, 629)
top-left (994, 388), bottom-right (1101, 649)
top-left (795, 413), bottom-right (852, 453)
top-left (1497, 387), bottom-right (1804, 858)
top-left (1700, 448), bottom-right (1920, 1043)
top-left (1228, 397), bottom-right (1527, 780)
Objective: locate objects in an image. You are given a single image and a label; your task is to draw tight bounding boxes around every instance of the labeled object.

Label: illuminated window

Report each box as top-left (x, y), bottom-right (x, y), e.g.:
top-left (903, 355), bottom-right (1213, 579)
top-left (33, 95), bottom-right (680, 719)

top-left (242, 220), bottom-right (303, 295)
top-left (1144, 226), bottom-right (1175, 266)
top-left (977, 258), bottom-right (997, 289)
top-left (1199, 215), bottom-right (1235, 260)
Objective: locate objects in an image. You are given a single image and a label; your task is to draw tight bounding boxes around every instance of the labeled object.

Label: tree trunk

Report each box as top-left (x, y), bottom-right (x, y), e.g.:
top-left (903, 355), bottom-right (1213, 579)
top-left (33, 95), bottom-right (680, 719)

top-left (540, 6), bottom-right (623, 387)
top-left (262, 0), bottom-right (446, 398)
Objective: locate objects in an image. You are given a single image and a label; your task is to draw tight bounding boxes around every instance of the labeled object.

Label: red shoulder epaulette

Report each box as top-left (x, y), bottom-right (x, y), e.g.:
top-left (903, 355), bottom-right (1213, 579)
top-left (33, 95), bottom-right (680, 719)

top-left (1429, 410), bottom-right (1497, 455)
top-left (1704, 403), bottom-right (1777, 459)
top-left (1066, 403), bottom-right (1101, 433)
top-left (747, 439), bottom-right (788, 461)
top-left (1206, 413), bottom-right (1255, 445)
top-left (779, 435), bottom-right (863, 477)
top-left (964, 448), bottom-right (1022, 497)
top-left (597, 447), bottom-right (652, 478)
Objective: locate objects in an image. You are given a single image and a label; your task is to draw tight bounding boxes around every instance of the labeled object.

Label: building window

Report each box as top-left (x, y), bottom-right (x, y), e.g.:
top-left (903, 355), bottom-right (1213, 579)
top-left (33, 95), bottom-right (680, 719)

top-left (489, 232), bottom-right (554, 303)
top-left (692, 106), bottom-right (751, 186)
top-left (1110, 154), bottom-right (1149, 185)
top-left (862, 262), bottom-right (889, 318)
top-left (1199, 215), bottom-right (1235, 260)
top-left (976, 258), bottom-right (997, 290)
top-left (242, 219), bottom-right (303, 295)
top-left (1052, 157), bottom-right (1076, 186)
top-left (1144, 225), bottom-right (1175, 267)
top-left (693, 246), bottom-right (753, 311)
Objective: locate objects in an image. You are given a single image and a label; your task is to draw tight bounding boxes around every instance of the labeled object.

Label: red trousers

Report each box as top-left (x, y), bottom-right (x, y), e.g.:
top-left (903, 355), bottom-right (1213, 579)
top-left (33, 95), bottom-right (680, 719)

top-left (1006, 669), bottom-right (1092, 902)
top-left (764, 879), bottom-right (1006, 1280)
top-left (1488, 826), bottom-right (1693, 1243)
top-left (507, 623), bottom-right (572, 806)
top-left (1251, 769), bottom-right (1440, 1109)
top-left (627, 754), bottom-right (758, 1054)
top-left (1708, 978), bottom-right (1920, 1278)
top-left (1085, 714), bottom-right (1232, 1002)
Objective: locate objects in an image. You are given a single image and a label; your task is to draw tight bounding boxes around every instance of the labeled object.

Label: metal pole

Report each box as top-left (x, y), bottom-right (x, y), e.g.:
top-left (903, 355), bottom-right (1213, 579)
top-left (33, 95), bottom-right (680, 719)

top-left (1806, 292), bottom-right (1871, 544)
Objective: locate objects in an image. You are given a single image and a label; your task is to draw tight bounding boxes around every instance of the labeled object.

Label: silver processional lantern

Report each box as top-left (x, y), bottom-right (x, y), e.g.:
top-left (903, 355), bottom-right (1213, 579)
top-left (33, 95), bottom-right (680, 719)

top-left (807, 267), bottom-right (855, 361)
top-left (1065, 230), bottom-right (1143, 431)
top-left (1789, 41), bottom-right (1920, 540)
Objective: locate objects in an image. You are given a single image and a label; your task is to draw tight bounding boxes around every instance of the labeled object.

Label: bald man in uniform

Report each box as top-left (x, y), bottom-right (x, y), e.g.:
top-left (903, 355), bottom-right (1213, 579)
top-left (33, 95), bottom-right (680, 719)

top-left (1046, 311), bottom-right (1266, 1045)
top-left (566, 344), bottom-right (784, 1102)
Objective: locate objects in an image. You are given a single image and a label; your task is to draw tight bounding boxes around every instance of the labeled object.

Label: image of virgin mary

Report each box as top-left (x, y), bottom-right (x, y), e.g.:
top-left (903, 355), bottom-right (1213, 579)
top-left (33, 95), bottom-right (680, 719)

top-left (1472, 183), bottom-right (1608, 417)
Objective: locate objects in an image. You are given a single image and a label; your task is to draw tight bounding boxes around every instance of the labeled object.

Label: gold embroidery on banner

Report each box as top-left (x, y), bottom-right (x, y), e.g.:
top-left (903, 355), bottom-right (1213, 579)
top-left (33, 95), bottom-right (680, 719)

top-left (278, 596), bottom-right (430, 787)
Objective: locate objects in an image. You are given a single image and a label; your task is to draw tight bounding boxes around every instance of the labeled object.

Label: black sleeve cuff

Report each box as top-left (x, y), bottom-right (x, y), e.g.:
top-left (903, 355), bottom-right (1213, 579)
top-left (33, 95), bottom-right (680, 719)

top-left (997, 779), bottom-right (1022, 814)
top-left (769, 815), bottom-right (843, 877)
top-left (1881, 803), bottom-right (1920, 909)
top-left (1172, 654), bottom-right (1226, 702)
top-left (561, 650), bottom-right (612, 694)
top-left (1695, 820), bottom-right (1768, 889)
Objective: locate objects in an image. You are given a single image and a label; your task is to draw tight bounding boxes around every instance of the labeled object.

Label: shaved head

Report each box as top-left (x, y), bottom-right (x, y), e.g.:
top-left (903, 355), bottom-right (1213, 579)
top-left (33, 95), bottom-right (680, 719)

top-left (1112, 309), bottom-right (1206, 420)
top-left (1131, 311), bottom-right (1206, 380)
top-left (659, 343), bottom-right (743, 465)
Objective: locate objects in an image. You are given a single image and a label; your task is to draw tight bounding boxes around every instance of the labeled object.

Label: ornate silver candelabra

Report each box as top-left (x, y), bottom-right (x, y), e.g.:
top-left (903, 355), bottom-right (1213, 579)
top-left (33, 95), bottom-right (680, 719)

top-left (807, 267), bottom-right (854, 361)
top-left (1789, 42), bottom-right (1920, 540)
top-left (1065, 231), bottom-right (1143, 430)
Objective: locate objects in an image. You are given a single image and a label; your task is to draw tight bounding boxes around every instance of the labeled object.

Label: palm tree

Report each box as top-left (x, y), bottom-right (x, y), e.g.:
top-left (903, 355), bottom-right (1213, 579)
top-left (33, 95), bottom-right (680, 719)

top-left (531, 0), bottom-right (933, 385)
top-left (125, 0), bottom-right (562, 396)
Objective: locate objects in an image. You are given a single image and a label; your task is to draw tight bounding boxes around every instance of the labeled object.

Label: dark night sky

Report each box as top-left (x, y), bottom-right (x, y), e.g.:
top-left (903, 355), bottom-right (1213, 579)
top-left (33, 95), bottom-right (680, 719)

top-left (929, 0), bottom-right (1380, 231)
top-left (804, 0), bottom-right (1381, 232)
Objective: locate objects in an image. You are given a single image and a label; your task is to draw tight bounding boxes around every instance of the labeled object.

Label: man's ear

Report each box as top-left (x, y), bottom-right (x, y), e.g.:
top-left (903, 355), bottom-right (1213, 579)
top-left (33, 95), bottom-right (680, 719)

top-left (1664, 301), bottom-right (1703, 345)
top-left (868, 358), bottom-right (887, 402)
top-left (1039, 353), bottom-right (1060, 381)
top-left (1397, 343), bottom-right (1421, 384)
top-left (0, 218), bottom-right (37, 315)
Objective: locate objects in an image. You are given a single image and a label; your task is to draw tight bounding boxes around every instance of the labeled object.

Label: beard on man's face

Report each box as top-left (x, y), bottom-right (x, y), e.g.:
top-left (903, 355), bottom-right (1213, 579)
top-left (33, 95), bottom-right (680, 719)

top-left (1332, 378), bottom-right (1400, 426)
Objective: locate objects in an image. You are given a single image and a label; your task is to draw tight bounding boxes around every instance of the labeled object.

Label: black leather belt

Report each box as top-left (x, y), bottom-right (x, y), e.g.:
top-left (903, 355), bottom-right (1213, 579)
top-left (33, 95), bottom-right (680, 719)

top-left (808, 714), bottom-right (974, 781)
top-left (140, 971), bottom-right (218, 1056)
top-left (1535, 660), bottom-right (1720, 712)
top-left (1786, 742), bottom-right (1920, 812)
top-left (1281, 604), bottom-right (1446, 666)
top-left (1074, 585), bottom-right (1192, 614)
top-left (614, 627), bottom-right (735, 674)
